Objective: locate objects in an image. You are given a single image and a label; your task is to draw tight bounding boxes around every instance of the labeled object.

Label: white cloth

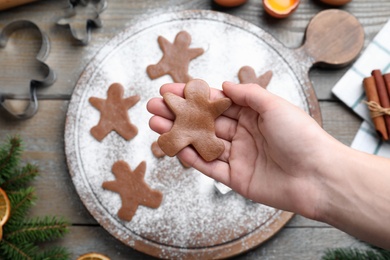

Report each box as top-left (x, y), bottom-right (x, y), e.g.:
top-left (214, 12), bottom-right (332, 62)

top-left (332, 19), bottom-right (390, 157)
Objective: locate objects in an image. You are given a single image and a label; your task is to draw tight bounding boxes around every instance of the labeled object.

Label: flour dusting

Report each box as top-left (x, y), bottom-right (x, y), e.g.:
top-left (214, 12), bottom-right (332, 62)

top-left (65, 10), bottom-right (303, 257)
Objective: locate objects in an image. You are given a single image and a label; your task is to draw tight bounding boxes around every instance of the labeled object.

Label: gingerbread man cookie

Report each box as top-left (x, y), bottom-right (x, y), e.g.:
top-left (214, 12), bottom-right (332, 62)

top-left (102, 160), bottom-right (163, 222)
top-left (89, 83), bottom-right (140, 141)
top-left (158, 79), bottom-right (232, 162)
top-left (151, 141), bottom-right (191, 168)
top-left (147, 31), bottom-right (204, 83)
top-left (238, 66), bottom-right (273, 88)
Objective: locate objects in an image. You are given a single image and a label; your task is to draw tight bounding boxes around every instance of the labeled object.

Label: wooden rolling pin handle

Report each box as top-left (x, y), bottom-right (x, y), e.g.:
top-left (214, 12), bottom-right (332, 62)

top-left (0, 0), bottom-right (40, 11)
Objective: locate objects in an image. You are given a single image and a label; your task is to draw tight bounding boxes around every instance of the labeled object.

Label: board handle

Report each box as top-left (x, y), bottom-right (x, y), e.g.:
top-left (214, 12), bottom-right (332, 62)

top-left (297, 9), bottom-right (364, 68)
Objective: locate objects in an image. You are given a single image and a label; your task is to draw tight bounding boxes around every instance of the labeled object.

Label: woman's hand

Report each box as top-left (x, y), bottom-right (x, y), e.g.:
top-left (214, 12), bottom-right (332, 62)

top-left (147, 81), bottom-right (335, 219)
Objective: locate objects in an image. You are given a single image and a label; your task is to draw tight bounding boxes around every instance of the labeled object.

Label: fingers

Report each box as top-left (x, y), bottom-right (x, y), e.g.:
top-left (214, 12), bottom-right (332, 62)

top-left (148, 113), bottom-right (233, 185)
top-left (147, 97), bottom-right (175, 120)
top-left (148, 82), bottom-right (239, 141)
top-left (222, 81), bottom-right (281, 115)
top-left (160, 83), bottom-right (185, 97)
top-left (148, 114), bottom-right (232, 162)
top-left (160, 82), bottom-right (228, 101)
top-left (177, 146), bottom-right (232, 186)
top-left (149, 114), bottom-right (237, 142)
top-left (148, 115), bottom-right (172, 134)
top-left (149, 82), bottom-right (243, 120)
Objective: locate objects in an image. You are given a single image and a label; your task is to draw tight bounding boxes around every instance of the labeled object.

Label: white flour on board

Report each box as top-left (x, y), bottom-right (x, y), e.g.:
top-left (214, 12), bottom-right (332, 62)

top-left (65, 12), bottom-right (305, 254)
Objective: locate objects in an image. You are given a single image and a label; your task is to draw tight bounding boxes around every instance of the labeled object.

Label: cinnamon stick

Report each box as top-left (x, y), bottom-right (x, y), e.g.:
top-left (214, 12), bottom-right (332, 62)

top-left (383, 73), bottom-right (390, 99)
top-left (371, 70), bottom-right (390, 134)
top-left (363, 76), bottom-right (389, 140)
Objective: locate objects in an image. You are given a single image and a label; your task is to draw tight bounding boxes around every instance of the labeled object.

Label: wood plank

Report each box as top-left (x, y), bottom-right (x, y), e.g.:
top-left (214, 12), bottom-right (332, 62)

top-left (320, 101), bottom-right (362, 146)
top-left (0, 0), bottom-right (384, 258)
top-left (0, 0), bottom-right (388, 100)
top-left (0, 100), bottom-right (96, 224)
top-left (0, 100), bottom-right (363, 226)
top-left (45, 226), bottom-right (368, 260)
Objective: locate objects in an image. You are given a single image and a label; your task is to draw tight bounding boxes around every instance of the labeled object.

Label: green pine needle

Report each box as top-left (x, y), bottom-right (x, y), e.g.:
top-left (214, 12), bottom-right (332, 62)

top-left (35, 246), bottom-right (70, 260)
top-left (322, 247), bottom-right (389, 260)
top-left (5, 216), bottom-right (69, 243)
top-left (6, 187), bottom-right (37, 224)
top-left (0, 136), bottom-right (23, 185)
top-left (0, 240), bottom-right (38, 260)
top-left (2, 164), bottom-right (39, 191)
top-left (0, 136), bottom-right (70, 260)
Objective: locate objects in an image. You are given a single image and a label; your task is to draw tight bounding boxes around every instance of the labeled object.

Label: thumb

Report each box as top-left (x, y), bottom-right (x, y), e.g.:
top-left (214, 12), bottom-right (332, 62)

top-left (222, 81), bottom-right (282, 115)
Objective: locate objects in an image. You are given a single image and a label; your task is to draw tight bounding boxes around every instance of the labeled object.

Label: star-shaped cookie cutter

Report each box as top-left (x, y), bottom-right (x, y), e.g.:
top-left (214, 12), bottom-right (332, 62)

top-left (0, 20), bottom-right (56, 120)
top-left (57, 0), bottom-right (107, 45)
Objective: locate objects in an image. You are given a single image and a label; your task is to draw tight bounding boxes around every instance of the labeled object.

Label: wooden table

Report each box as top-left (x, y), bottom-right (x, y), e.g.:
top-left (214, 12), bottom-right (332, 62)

top-left (0, 0), bottom-right (388, 259)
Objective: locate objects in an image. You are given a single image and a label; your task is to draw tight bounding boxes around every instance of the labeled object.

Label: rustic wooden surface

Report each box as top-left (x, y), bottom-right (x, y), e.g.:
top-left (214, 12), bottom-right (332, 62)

top-left (0, 0), bottom-right (389, 259)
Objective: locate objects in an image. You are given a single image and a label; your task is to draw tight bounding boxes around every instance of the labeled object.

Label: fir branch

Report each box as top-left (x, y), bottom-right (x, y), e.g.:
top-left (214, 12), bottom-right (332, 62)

top-left (370, 245), bottom-right (390, 259)
top-left (0, 239), bottom-right (37, 260)
top-left (5, 216), bottom-right (69, 243)
top-left (2, 164), bottom-right (39, 191)
top-left (0, 137), bottom-right (70, 260)
top-left (322, 247), bottom-right (389, 260)
top-left (6, 187), bottom-right (36, 224)
top-left (0, 136), bottom-right (22, 185)
top-left (35, 246), bottom-right (70, 260)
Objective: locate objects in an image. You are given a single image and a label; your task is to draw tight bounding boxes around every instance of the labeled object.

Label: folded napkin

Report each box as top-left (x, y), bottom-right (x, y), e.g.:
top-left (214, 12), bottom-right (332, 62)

top-left (332, 19), bottom-right (390, 157)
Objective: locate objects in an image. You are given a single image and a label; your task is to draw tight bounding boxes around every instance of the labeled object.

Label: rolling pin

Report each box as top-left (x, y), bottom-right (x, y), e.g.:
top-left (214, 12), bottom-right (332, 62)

top-left (0, 0), bottom-right (40, 11)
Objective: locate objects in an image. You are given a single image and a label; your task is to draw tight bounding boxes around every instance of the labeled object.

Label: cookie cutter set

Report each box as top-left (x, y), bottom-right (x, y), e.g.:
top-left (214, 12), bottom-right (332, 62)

top-left (0, 0), bottom-right (106, 120)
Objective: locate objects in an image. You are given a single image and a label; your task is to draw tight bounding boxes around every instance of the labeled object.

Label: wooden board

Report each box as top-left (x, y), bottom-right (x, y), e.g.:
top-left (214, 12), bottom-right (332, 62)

top-left (64, 9), bottom-right (363, 259)
top-left (0, 0), bottom-right (388, 258)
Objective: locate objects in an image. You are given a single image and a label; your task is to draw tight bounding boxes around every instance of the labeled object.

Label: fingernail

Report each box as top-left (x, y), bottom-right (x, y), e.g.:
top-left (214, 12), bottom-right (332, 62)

top-left (223, 81), bottom-right (235, 87)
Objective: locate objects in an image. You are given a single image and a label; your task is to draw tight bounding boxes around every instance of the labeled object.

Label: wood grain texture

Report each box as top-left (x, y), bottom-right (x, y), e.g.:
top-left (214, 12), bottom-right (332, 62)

top-left (47, 226), bottom-right (368, 260)
top-left (0, 0), bottom-right (385, 258)
top-left (0, 0), bottom-right (389, 99)
top-left (0, 100), bottom-right (364, 258)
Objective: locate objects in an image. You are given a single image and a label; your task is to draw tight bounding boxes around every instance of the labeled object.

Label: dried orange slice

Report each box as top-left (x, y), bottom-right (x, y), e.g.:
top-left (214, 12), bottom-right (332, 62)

top-left (0, 187), bottom-right (11, 240)
top-left (0, 188), bottom-right (11, 227)
top-left (77, 252), bottom-right (111, 260)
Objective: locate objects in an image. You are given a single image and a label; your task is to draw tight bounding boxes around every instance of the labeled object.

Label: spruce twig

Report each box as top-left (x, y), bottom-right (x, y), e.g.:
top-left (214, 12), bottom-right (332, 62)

top-left (5, 216), bottom-right (68, 243)
top-left (322, 246), bottom-right (390, 260)
top-left (6, 187), bottom-right (36, 224)
top-left (36, 246), bottom-right (71, 260)
top-left (2, 164), bottom-right (39, 190)
top-left (0, 137), bottom-right (22, 184)
top-left (0, 136), bottom-right (70, 260)
top-left (0, 239), bottom-right (37, 260)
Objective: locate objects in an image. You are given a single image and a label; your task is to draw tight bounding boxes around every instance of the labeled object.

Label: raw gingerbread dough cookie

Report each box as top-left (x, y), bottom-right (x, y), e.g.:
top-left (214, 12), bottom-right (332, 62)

top-left (151, 141), bottom-right (191, 168)
top-left (158, 79), bottom-right (232, 162)
top-left (89, 83), bottom-right (140, 141)
top-left (238, 66), bottom-right (273, 88)
top-left (147, 31), bottom-right (204, 83)
top-left (102, 160), bottom-right (163, 222)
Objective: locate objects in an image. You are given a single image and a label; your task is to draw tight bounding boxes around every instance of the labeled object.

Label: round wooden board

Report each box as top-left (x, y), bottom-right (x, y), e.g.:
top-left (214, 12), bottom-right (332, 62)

top-left (64, 10), bottom-right (318, 259)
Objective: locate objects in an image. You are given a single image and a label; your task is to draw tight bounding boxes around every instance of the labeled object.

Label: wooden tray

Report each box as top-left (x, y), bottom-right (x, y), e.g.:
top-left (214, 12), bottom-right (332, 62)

top-left (64, 10), bottom-right (363, 259)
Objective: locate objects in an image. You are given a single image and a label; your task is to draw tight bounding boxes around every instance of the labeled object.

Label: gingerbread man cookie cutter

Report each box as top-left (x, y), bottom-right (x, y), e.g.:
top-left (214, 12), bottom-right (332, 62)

top-left (57, 0), bottom-right (107, 45)
top-left (0, 20), bottom-right (56, 120)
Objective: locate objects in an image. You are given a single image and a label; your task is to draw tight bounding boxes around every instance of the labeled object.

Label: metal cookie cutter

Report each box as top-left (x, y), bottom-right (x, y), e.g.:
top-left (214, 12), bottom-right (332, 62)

top-left (57, 0), bottom-right (107, 45)
top-left (0, 20), bottom-right (55, 120)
